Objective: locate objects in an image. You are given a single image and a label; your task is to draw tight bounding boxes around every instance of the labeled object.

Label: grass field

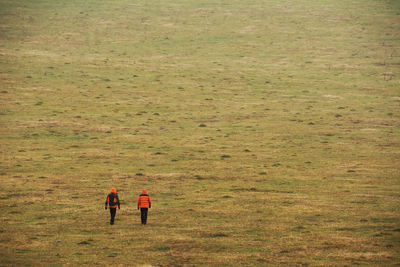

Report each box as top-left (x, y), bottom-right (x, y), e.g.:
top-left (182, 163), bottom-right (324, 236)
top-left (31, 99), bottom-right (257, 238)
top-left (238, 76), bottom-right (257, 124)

top-left (0, 0), bottom-right (399, 266)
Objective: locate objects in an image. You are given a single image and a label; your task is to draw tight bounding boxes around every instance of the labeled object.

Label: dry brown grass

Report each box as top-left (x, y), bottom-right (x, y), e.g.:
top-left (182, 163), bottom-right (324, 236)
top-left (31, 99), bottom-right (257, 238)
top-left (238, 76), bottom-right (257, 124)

top-left (1, 0), bottom-right (399, 266)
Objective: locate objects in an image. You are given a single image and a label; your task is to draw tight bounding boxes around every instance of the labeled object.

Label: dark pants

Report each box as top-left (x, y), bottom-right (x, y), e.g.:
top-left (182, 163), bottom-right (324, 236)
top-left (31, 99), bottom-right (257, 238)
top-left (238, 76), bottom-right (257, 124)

top-left (140, 208), bottom-right (148, 224)
top-left (109, 208), bottom-right (117, 225)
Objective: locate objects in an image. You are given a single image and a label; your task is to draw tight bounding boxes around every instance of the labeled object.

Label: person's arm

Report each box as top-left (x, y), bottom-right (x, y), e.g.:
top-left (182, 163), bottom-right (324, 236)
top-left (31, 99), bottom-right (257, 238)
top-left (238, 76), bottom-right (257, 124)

top-left (148, 196), bottom-right (151, 208)
top-left (137, 196), bottom-right (140, 210)
top-left (117, 195), bottom-right (120, 209)
top-left (105, 195), bottom-right (109, 209)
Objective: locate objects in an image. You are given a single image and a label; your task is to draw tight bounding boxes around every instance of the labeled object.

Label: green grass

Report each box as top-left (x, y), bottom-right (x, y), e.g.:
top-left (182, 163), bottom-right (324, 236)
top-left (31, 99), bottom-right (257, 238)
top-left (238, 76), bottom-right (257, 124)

top-left (1, 0), bottom-right (399, 266)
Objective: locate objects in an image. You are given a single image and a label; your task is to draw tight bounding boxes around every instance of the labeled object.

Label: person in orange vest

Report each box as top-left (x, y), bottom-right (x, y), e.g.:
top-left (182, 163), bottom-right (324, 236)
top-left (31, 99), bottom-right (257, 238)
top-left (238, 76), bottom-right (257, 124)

top-left (137, 189), bottom-right (151, 225)
top-left (105, 188), bottom-right (120, 225)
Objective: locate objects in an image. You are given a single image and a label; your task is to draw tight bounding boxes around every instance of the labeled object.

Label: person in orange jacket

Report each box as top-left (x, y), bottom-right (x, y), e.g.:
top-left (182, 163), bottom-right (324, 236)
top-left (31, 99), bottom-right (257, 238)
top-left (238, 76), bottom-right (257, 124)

top-left (137, 189), bottom-right (151, 225)
top-left (105, 188), bottom-right (120, 225)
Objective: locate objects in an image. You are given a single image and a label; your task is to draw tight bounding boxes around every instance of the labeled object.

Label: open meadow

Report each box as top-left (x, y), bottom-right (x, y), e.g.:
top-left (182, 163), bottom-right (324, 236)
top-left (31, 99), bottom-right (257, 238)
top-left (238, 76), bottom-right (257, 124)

top-left (0, 0), bottom-right (399, 266)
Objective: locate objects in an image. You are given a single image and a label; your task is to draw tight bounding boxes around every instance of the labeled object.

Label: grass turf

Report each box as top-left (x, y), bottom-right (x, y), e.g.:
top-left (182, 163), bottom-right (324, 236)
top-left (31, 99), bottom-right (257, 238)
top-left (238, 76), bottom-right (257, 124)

top-left (0, 0), bottom-right (399, 265)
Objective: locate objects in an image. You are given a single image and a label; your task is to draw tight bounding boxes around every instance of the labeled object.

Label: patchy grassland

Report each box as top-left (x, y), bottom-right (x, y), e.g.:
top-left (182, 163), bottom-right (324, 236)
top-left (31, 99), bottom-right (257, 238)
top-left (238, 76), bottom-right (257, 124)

top-left (0, 0), bottom-right (399, 266)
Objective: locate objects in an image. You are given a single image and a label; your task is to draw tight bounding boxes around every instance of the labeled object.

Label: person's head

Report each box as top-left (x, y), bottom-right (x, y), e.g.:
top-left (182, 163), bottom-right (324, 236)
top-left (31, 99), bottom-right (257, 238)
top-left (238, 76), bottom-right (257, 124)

top-left (111, 188), bottom-right (117, 194)
top-left (142, 189), bottom-right (147, 194)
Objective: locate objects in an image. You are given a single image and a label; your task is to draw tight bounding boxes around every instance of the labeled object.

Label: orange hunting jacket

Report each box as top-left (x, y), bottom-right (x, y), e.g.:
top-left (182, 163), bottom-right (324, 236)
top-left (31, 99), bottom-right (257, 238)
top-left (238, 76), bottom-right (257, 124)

top-left (105, 188), bottom-right (120, 209)
top-left (137, 189), bottom-right (151, 208)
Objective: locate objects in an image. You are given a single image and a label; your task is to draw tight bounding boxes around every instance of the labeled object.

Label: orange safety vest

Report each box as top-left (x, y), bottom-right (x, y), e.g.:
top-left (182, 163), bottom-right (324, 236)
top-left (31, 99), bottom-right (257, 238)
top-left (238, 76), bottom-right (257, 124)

top-left (138, 189), bottom-right (151, 208)
top-left (105, 188), bottom-right (120, 208)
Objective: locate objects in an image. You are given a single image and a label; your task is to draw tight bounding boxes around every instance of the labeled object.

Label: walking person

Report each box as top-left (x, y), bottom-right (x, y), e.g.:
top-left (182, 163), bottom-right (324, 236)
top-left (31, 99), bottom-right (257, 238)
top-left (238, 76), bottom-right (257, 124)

top-left (137, 189), bottom-right (151, 225)
top-left (105, 188), bottom-right (120, 225)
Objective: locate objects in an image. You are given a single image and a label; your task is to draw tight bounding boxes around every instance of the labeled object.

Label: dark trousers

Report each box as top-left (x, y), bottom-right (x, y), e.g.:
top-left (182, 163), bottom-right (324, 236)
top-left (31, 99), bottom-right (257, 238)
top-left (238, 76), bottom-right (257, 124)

top-left (109, 208), bottom-right (117, 225)
top-left (140, 208), bottom-right (148, 224)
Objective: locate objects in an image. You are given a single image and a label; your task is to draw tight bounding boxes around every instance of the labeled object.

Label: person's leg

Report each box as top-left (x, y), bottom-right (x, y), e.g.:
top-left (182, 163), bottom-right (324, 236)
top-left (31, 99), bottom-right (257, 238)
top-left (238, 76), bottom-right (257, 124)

top-left (113, 208), bottom-right (116, 224)
top-left (110, 208), bottom-right (116, 225)
top-left (143, 208), bottom-right (148, 225)
top-left (140, 208), bottom-right (147, 224)
top-left (140, 208), bottom-right (144, 224)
